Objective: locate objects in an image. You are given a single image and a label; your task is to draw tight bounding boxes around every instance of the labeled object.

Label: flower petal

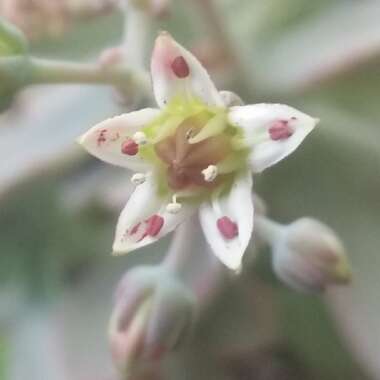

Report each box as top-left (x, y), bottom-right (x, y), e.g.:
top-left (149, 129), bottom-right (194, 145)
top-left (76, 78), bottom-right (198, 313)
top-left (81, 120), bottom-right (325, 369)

top-left (78, 108), bottom-right (160, 171)
top-left (228, 104), bottom-right (318, 172)
top-left (113, 175), bottom-right (195, 254)
top-left (151, 32), bottom-right (223, 108)
top-left (198, 170), bottom-right (254, 271)
top-left (219, 90), bottom-right (244, 107)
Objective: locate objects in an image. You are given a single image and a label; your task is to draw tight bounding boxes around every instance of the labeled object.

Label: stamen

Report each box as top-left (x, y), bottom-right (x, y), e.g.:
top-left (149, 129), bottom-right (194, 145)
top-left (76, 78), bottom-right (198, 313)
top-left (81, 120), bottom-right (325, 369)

top-left (188, 113), bottom-right (226, 144)
top-left (171, 56), bottom-right (190, 78)
top-left (166, 194), bottom-right (182, 214)
top-left (121, 138), bottom-right (139, 155)
top-left (217, 216), bottom-right (238, 239)
top-left (131, 173), bottom-right (147, 185)
top-left (133, 131), bottom-right (148, 145)
top-left (202, 165), bottom-right (218, 182)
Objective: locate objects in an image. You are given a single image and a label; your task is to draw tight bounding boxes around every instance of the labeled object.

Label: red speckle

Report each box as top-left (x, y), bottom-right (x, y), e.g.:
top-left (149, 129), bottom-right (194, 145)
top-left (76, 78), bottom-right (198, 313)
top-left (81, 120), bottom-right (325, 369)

top-left (129, 222), bottom-right (141, 235)
top-left (171, 56), bottom-right (190, 78)
top-left (97, 129), bottom-right (107, 146)
top-left (217, 216), bottom-right (238, 239)
top-left (130, 215), bottom-right (164, 242)
top-left (121, 138), bottom-right (139, 155)
top-left (269, 120), bottom-right (294, 141)
top-left (145, 215), bottom-right (164, 237)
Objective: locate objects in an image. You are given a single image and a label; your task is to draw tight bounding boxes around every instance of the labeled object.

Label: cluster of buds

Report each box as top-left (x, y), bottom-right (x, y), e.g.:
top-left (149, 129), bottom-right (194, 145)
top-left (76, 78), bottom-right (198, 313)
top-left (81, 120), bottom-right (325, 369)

top-left (109, 266), bottom-right (197, 375)
top-left (0, 0), bottom-right (119, 40)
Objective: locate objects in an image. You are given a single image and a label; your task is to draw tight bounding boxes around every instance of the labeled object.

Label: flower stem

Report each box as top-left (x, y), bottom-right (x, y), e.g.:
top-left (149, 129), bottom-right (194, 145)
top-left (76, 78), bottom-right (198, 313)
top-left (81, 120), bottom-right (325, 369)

top-left (122, 4), bottom-right (151, 69)
top-left (192, 0), bottom-right (256, 98)
top-left (163, 215), bottom-right (226, 305)
top-left (0, 55), bottom-right (150, 92)
top-left (254, 215), bottom-right (284, 245)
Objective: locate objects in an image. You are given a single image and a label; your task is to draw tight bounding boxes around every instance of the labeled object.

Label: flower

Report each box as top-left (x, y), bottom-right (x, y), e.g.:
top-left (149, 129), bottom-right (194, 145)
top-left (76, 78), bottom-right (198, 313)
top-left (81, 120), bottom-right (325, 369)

top-left (109, 266), bottom-right (196, 374)
top-left (78, 32), bottom-right (318, 271)
top-left (272, 218), bottom-right (352, 293)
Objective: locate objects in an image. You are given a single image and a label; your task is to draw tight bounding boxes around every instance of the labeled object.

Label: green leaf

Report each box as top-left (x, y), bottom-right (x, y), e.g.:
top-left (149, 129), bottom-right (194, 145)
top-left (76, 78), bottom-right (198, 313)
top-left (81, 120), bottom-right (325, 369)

top-left (0, 17), bottom-right (28, 56)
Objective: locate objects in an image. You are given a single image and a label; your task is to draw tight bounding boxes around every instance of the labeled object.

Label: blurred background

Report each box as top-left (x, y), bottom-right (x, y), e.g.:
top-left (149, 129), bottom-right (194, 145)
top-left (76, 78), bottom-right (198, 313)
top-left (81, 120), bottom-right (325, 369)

top-left (0, 0), bottom-right (379, 379)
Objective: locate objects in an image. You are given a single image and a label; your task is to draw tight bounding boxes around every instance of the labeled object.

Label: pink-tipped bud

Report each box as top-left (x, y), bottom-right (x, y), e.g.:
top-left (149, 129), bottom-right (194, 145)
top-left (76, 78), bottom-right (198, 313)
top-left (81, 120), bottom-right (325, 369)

top-left (109, 266), bottom-right (197, 374)
top-left (272, 218), bottom-right (352, 293)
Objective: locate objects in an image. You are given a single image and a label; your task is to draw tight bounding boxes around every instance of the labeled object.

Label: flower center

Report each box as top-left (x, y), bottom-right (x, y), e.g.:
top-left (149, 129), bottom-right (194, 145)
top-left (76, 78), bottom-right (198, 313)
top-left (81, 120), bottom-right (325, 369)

top-left (138, 98), bottom-right (248, 197)
top-left (154, 117), bottom-right (231, 190)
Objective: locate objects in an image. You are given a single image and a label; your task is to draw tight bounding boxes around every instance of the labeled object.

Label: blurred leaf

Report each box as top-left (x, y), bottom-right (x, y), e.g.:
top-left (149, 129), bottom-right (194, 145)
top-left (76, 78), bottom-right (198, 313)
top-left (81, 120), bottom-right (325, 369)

top-left (0, 335), bottom-right (6, 380)
top-left (30, 12), bottom-right (123, 60)
top-left (249, 1), bottom-right (380, 93)
top-left (0, 18), bottom-right (28, 56)
top-left (0, 86), bottom-right (119, 194)
top-left (277, 290), bottom-right (367, 379)
top-left (0, 171), bottom-right (114, 301)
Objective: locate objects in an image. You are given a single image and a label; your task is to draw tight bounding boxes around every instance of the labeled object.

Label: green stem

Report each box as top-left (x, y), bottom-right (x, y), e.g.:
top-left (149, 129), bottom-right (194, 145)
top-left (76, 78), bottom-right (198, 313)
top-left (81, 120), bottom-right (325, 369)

top-left (0, 55), bottom-right (150, 93)
top-left (254, 216), bottom-right (284, 245)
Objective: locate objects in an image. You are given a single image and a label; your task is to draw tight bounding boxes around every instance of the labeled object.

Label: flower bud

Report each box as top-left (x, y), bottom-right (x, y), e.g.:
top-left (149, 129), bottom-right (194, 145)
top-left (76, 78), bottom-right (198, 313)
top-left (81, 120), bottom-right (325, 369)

top-left (109, 266), bottom-right (197, 375)
top-left (0, 18), bottom-right (28, 56)
top-left (272, 218), bottom-right (352, 293)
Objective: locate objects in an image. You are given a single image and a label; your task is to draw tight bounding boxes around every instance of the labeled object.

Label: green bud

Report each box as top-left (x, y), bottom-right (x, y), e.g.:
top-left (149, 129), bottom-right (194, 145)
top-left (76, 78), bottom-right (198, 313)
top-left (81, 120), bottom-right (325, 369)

top-left (0, 17), bottom-right (28, 56)
top-left (0, 56), bottom-right (31, 112)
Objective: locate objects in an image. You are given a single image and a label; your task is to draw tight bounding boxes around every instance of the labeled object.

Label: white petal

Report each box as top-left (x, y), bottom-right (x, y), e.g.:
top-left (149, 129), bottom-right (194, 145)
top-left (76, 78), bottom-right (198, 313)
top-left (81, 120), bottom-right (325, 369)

top-left (228, 104), bottom-right (318, 172)
top-left (151, 32), bottom-right (223, 108)
top-left (78, 108), bottom-right (160, 171)
top-left (198, 170), bottom-right (254, 271)
top-left (113, 176), bottom-right (195, 254)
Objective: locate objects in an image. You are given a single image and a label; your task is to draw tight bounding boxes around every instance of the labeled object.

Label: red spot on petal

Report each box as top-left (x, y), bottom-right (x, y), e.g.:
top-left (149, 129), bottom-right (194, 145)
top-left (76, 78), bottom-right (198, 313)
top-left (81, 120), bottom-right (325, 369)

top-left (121, 138), bottom-right (139, 155)
top-left (217, 216), bottom-right (238, 239)
top-left (269, 120), bottom-right (294, 141)
top-left (129, 222), bottom-right (141, 235)
top-left (171, 56), bottom-right (190, 78)
top-left (145, 215), bottom-right (164, 237)
top-left (97, 129), bottom-right (107, 146)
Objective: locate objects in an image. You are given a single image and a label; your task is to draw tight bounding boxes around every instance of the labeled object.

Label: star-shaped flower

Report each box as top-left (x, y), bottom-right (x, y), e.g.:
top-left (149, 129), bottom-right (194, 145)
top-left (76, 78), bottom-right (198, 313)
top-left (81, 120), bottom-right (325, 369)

top-left (78, 32), bottom-right (318, 271)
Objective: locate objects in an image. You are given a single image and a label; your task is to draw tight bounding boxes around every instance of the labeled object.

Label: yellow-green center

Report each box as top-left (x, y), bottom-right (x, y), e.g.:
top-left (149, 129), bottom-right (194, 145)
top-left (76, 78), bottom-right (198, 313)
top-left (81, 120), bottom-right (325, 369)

top-left (139, 98), bottom-right (248, 198)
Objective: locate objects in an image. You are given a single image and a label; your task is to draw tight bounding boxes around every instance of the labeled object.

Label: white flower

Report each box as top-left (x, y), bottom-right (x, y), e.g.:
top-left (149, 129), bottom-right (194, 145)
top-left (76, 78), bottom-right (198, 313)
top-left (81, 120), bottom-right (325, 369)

top-left (78, 32), bottom-right (318, 271)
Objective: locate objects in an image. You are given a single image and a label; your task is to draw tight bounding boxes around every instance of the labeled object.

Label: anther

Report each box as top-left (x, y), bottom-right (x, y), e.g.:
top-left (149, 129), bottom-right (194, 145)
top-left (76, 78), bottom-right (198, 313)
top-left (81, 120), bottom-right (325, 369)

top-left (133, 131), bottom-right (148, 145)
top-left (166, 194), bottom-right (182, 214)
top-left (202, 165), bottom-right (218, 182)
top-left (131, 173), bottom-right (147, 185)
